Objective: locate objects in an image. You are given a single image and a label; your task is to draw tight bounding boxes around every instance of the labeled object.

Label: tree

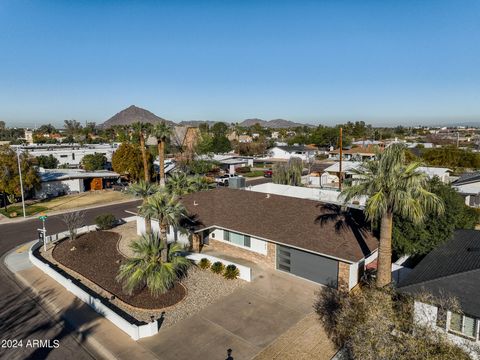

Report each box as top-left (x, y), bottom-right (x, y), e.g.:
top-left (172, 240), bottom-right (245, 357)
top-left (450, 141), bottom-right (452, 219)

top-left (116, 232), bottom-right (189, 297)
top-left (341, 144), bottom-right (444, 287)
top-left (112, 143), bottom-right (146, 181)
top-left (167, 172), bottom-right (213, 195)
top-left (393, 177), bottom-right (479, 256)
top-left (0, 121), bottom-right (5, 130)
top-left (36, 154), bottom-right (59, 169)
top-left (138, 191), bottom-right (187, 262)
top-left (422, 146), bottom-right (480, 170)
top-left (81, 153), bottom-right (107, 171)
top-left (195, 133), bottom-right (214, 154)
top-left (131, 122), bottom-right (151, 182)
top-left (0, 146), bottom-right (40, 205)
top-left (151, 122), bottom-right (172, 187)
top-left (315, 286), bottom-right (474, 360)
top-left (272, 157), bottom-right (303, 186)
top-left (211, 134), bottom-right (232, 153)
top-left (127, 180), bottom-right (160, 234)
top-left (62, 211), bottom-right (85, 243)
top-left (64, 120), bottom-right (82, 137)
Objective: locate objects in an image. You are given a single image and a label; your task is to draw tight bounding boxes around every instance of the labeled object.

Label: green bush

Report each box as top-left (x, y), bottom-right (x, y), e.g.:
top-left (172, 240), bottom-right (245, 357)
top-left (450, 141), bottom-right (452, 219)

top-left (223, 264), bottom-right (240, 280)
top-left (210, 261), bottom-right (225, 274)
top-left (199, 258), bottom-right (211, 270)
top-left (95, 214), bottom-right (117, 230)
top-left (235, 166), bottom-right (251, 174)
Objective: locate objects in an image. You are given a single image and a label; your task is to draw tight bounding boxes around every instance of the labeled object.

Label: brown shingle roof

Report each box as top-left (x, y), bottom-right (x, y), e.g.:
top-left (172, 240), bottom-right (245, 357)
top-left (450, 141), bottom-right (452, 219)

top-left (181, 188), bottom-right (378, 263)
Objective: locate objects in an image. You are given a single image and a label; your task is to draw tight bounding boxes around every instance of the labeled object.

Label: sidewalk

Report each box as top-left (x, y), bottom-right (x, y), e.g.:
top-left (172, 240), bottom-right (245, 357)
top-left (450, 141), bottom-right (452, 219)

top-left (4, 243), bottom-right (158, 360)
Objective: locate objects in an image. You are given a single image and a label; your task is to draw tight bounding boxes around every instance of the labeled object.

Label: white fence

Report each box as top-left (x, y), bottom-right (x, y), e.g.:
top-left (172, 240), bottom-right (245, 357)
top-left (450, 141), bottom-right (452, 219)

top-left (29, 229), bottom-right (158, 340)
top-left (186, 252), bottom-right (252, 282)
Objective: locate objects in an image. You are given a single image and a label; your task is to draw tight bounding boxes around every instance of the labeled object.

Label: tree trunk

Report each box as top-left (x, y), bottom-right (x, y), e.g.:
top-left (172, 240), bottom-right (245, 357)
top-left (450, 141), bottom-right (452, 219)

top-left (376, 211), bottom-right (393, 287)
top-left (160, 225), bottom-right (168, 263)
top-left (145, 218), bottom-right (152, 234)
top-left (158, 141), bottom-right (165, 187)
top-left (140, 134), bottom-right (149, 182)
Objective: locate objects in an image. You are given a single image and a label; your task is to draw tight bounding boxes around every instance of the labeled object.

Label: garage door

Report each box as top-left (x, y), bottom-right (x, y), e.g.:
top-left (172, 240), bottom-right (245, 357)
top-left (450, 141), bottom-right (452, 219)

top-left (276, 245), bottom-right (338, 287)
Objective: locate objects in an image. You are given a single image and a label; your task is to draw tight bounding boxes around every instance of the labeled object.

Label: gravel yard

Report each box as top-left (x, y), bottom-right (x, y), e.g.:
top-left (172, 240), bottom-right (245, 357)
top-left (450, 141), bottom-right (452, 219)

top-left (38, 227), bottom-right (245, 327)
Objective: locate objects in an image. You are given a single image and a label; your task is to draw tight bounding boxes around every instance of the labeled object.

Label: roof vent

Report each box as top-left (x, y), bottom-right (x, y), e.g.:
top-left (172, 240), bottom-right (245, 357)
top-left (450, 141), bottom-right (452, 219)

top-left (467, 247), bottom-right (480, 252)
top-left (193, 201), bottom-right (198, 206)
top-left (266, 194), bottom-right (270, 199)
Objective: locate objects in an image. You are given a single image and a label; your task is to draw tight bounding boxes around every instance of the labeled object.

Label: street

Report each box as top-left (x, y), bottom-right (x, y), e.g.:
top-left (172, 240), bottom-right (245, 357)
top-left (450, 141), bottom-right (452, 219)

top-left (0, 200), bottom-right (140, 360)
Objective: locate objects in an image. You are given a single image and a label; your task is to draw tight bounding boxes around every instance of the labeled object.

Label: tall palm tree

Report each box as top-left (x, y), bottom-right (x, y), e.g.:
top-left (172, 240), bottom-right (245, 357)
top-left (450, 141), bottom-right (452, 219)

top-left (116, 232), bottom-right (190, 297)
top-left (151, 122), bottom-right (173, 187)
top-left (166, 171), bottom-right (194, 196)
top-left (139, 191), bottom-right (187, 262)
top-left (132, 122), bottom-right (150, 182)
top-left (127, 180), bottom-right (160, 234)
top-left (341, 143), bottom-right (444, 287)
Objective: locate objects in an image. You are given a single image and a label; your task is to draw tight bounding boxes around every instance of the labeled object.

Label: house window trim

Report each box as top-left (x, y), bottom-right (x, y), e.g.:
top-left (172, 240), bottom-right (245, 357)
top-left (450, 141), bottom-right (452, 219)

top-left (215, 229), bottom-right (266, 255)
top-left (447, 311), bottom-right (480, 341)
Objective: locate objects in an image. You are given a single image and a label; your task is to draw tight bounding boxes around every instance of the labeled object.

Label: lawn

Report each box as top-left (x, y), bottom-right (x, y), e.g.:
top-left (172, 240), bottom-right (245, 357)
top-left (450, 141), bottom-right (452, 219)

top-left (243, 170), bottom-right (265, 177)
top-left (39, 190), bottom-right (133, 211)
top-left (0, 205), bottom-right (48, 218)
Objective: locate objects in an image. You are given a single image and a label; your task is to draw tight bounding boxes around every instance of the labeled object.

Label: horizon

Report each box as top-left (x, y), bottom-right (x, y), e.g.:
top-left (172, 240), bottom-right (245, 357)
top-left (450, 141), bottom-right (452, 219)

top-left (1, 1), bottom-right (480, 127)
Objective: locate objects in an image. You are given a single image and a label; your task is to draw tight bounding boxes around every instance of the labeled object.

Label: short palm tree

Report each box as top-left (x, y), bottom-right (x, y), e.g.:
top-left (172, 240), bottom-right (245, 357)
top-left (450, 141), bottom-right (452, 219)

top-left (189, 175), bottom-right (214, 192)
top-left (131, 122), bottom-right (151, 182)
top-left (138, 191), bottom-right (187, 262)
top-left (127, 180), bottom-right (160, 234)
top-left (151, 122), bottom-right (172, 187)
top-left (341, 143), bottom-right (444, 287)
top-left (116, 232), bottom-right (190, 297)
top-left (166, 171), bottom-right (194, 196)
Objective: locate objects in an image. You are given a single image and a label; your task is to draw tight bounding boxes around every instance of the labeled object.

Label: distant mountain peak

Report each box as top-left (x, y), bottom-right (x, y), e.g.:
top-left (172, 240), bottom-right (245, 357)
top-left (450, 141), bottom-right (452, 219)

top-left (101, 105), bottom-right (175, 128)
top-left (239, 118), bottom-right (313, 128)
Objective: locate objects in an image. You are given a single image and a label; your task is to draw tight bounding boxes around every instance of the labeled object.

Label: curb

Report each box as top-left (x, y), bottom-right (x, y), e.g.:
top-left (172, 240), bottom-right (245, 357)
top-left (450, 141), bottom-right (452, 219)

top-left (4, 244), bottom-right (118, 360)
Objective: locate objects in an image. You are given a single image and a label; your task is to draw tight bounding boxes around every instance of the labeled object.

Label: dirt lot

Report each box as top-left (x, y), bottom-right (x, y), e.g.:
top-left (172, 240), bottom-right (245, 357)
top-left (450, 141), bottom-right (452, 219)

top-left (40, 190), bottom-right (133, 211)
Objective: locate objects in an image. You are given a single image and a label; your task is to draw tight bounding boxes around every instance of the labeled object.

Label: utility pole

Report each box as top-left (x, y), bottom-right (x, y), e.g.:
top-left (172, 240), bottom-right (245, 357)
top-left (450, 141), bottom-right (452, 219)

top-left (339, 127), bottom-right (343, 191)
top-left (16, 147), bottom-right (26, 218)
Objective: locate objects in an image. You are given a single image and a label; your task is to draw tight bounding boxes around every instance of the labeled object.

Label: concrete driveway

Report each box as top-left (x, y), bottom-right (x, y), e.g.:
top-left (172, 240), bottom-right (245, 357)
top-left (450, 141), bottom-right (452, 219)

top-left (139, 267), bottom-right (321, 360)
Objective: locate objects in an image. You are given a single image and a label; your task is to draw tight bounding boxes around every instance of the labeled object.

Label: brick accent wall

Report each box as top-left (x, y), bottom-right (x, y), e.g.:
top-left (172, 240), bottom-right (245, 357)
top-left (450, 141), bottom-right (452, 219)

top-left (337, 261), bottom-right (350, 291)
top-left (202, 238), bottom-right (276, 269)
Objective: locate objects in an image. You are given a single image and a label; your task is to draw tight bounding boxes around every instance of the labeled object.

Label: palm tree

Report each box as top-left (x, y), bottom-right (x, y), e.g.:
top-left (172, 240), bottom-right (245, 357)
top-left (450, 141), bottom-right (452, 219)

top-left (151, 122), bottom-right (172, 187)
top-left (116, 232), bottom-right (190, 297)
top-left (138, 191), bottom-right (187, 262)
top-left (341, 143), bottom-right (444, 287)
top-left (127, 180), bottom-right (160, 234)
top-left (166, 171), bottom-right (194, 196)
top-left (132, 122), bottom-right (150, 182)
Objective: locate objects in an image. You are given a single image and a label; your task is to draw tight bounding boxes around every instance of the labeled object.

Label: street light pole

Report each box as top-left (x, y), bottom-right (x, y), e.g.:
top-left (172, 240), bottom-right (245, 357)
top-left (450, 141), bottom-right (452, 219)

top-left (16, 146), bottom-right (26, 218)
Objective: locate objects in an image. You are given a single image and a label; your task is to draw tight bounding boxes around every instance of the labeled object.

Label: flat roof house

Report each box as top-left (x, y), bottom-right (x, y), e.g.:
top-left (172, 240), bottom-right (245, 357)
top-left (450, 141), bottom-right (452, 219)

top-left (452, 172), bottom-right (480, 208)
top-left (267, 146), bottom-right (316, 161)
top-left (137, 188), bottom-right (378, 290)
top-left (399, 230), bottom-right (480, 354)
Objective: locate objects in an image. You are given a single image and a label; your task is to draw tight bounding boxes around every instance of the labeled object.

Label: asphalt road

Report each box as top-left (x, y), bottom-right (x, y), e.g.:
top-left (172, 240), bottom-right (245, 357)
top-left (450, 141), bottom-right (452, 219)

top-left (0, 200), bottom-right (140, 360)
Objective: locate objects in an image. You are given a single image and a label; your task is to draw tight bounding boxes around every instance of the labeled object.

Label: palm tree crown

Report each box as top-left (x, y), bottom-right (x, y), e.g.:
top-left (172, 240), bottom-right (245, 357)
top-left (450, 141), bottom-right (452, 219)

top-left (139, 190), bottom-right (187, 230)
top-left (127, 180), bottom-right (160, 202)
top-left (116, 232), bottom-right (190, 297)
top-left (341, 143), bottom-right (444, 287)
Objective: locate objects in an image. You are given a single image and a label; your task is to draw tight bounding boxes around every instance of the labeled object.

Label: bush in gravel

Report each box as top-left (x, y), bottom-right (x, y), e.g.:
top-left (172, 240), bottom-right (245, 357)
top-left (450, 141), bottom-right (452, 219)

top-left (95, 214), bottom-right (117, 230)
top-left (199, 258), bottom-right (211, 270)
top-left (210, 261), bottom-right (225, 274)
top-left (223, 264), bottom-right (240, 280)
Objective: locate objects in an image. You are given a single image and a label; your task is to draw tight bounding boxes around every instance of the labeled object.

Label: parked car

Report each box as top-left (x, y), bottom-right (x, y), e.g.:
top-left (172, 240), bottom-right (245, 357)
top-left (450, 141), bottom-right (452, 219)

top-left (264, 169), bottom-right (273, 178)
top-left (214, 173), bottom-right (242, 186)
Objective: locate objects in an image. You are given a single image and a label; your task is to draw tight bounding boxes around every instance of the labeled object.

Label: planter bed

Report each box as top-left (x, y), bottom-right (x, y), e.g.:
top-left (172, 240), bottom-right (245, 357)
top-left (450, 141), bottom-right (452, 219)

top-left (51, 231), bottom-right (186, 310)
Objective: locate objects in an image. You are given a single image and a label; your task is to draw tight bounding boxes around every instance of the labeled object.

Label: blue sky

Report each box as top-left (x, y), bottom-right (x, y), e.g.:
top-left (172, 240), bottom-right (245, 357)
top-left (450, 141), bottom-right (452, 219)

top-left (1, 0), bottom-right (479, 127)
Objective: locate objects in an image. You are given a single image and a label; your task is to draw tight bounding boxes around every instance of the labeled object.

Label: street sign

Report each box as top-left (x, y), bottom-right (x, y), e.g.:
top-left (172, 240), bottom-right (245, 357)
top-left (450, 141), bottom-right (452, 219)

top-left (38, 229), bottom-right (45, 242)
top-left (38, 212), bottom-right (48, 222)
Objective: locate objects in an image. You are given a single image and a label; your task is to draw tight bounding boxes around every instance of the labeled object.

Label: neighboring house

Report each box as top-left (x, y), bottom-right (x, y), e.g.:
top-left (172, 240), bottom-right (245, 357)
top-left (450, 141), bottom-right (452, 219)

top-left (452, 172), bottom-right (480, 208)
top-left (267, 146), bottom-right (316, 161)
top-left (196, 154), bottom-right (254, 174)
top-left (171, 126), bottom-right (200, 155)
top-left (36, 168), bottom-right (120, 199)
top-left (399, 230), bottom-right (480, 355)
top-left (317, 162), bottom-right (453, 189)
top-left (16, 143), bottom-right (119, 168)
top-left (137, 188), bottom-right (379, 290)
top-left (227, 132), bottom-right (253, 143)
top-left (328, 145), bottom-right (381, 161)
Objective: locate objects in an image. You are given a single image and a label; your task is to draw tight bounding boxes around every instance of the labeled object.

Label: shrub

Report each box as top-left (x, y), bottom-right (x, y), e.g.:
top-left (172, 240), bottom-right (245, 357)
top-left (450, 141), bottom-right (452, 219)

top-left (210, 261), bottom-right (225, 274)
top-left (235, 166), bottom-right (251, 174)
top-left (223, 264), bottom-right (240, 280)
top-left (95, 214), bottom-right (117, 230)
top-left (199, 258), bottom-right (211, 270)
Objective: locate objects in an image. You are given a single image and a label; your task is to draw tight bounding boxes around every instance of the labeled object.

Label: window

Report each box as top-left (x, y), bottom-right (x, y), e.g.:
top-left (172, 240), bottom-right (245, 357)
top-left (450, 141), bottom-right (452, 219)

top-left (222, 230), bottom-right (251, 248)
top-left (449, 312), bottom-right (478, 338)
top-left (60, 155), bottom-right (68, 158)
top-left (224, 230), bottom-right (230, 241)
top-left (72, 153), bottom-right (75, 160)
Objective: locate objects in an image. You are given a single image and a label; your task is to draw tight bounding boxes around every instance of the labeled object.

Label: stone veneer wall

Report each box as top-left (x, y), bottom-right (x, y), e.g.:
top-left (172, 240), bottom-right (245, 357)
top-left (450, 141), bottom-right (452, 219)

top-left (337, 261), bottom-right (351, 291)
top-left (203, 238), bottom-right (276, 268)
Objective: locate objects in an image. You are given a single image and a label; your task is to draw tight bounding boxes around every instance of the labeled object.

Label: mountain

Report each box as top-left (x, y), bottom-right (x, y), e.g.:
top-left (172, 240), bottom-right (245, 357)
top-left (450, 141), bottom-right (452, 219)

top-left (101, 105), bottom-right (175, 128)
top-left (238, 118), bottom-right (313, 128)
top-left (179, 120), bottom-right (218, 127)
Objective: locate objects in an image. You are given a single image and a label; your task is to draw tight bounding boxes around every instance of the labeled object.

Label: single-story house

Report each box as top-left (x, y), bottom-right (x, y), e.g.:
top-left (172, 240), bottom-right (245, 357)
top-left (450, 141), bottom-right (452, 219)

top-left (36, 168), bottom-right (120, 199)
top-left (452, 172), bottom-right (480, 208)
top-left (399, 230), bottom-right (480, 353)
top-left (137, 188), bottom-right (378, 290)
top-left (328, 145), bottom-right (381, 161)
top-left (267, 146), bottom-right (316, 161)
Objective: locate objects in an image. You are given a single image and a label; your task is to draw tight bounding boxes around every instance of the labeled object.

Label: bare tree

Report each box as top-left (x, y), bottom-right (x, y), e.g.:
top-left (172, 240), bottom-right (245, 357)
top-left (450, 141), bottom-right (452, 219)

top-left (62, 211), bottom-right (85, 242)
